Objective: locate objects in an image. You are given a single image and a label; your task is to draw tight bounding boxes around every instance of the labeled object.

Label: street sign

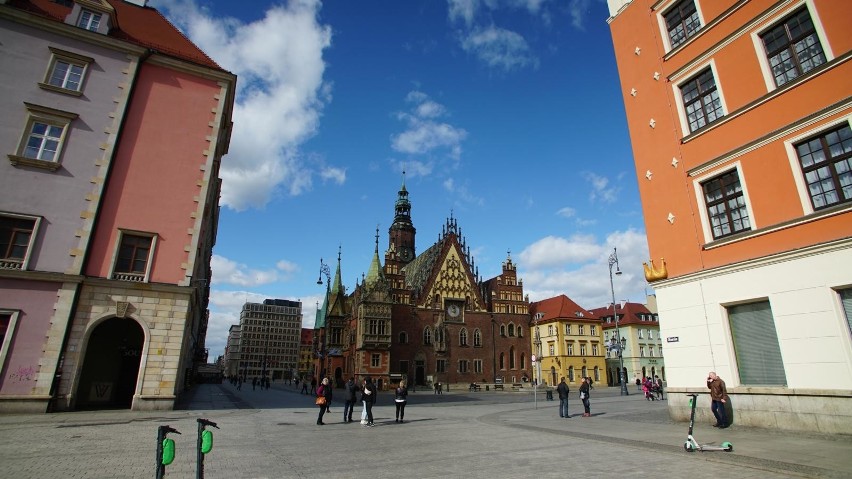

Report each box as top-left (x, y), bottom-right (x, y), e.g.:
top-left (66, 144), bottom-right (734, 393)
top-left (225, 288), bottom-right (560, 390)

top-left (666, 337), bottom-right (679, 343)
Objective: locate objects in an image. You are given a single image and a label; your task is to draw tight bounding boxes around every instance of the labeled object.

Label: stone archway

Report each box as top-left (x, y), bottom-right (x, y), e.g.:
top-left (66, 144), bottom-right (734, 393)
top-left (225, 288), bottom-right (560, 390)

top-left (76, 317), bottom-right (144, 410)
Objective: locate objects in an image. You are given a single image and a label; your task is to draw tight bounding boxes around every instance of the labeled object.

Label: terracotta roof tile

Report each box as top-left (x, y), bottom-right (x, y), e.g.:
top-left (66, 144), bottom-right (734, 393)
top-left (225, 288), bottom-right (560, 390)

top-left (10, 0), bottom-right (223, 70)
top-left (530, 295), bottom-right (597, 322)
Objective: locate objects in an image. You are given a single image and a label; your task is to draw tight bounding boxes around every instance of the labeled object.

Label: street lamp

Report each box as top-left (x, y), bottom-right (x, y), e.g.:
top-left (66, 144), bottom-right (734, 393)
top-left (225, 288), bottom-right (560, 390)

top-left (608, 247), bottom-right (629, 395)
top-left (533, 312), bottom-right (544, 409)
top-left (316, 258), bottom-right (331, 378)
top-left (490, 314), bottom-right (497, 383)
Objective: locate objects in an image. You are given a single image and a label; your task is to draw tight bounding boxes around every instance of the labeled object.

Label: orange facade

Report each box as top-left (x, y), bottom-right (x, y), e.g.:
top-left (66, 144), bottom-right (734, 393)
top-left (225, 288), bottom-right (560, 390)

top-left (609, 0), bottom-right (852, 277)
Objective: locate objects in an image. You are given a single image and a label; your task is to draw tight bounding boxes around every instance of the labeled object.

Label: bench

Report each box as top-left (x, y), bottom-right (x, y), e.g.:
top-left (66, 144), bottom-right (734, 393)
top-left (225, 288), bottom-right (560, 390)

top-left (468, 383), bottom-right (482, 392)
top-left (493, 382), bottom-right (504, 391)
top-left (511, 383), bottom-right (523, 391)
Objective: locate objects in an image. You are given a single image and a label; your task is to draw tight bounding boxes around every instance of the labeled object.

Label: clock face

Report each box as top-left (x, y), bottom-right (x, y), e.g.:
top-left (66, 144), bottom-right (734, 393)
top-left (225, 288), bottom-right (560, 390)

top-left (447, 304), bottom-right (461, 318)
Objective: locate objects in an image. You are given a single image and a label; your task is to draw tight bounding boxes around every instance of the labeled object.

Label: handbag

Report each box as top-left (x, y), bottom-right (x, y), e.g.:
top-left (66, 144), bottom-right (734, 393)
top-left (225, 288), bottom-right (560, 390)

top-left (315, 396), bottom-right (327, 406)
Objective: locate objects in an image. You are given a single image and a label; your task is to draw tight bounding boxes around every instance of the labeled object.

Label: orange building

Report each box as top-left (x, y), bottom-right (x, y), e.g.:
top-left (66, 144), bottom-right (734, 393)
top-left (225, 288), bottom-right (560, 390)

top-left (607, 0), bottom-right (851, 433)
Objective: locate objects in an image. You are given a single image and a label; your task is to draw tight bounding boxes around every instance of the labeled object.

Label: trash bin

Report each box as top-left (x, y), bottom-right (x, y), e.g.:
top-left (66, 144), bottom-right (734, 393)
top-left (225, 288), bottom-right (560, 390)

top-left (546, 389), bottom-right (553, 401)
top-left (486, 385), bottom-right (489, 391)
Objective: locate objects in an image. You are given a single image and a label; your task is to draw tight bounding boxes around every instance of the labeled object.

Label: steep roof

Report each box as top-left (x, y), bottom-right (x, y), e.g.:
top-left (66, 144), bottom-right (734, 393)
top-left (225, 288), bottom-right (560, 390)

top-left (530, 295), bottom-right (597, 322)
top-left (8, 0), bottom-right (223, 70)
top-left (588, 302), bottom-right (657, 328)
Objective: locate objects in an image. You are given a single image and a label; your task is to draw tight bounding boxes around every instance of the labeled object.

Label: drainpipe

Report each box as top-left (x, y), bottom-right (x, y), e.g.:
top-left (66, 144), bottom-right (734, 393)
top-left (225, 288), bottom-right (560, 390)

top-left (47, 49), bottom-right (154, 413)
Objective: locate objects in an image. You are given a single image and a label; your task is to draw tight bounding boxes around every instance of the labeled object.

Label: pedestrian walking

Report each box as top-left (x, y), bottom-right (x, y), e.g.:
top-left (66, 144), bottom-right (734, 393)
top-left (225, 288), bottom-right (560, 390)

top-left (362, 376), bottom-right (376, 427)
top-left (343, 376), bottom-right (358, 423)
top-left (301, 378), bottom-right (309, 395)
top-left (556, 377), bottom-right (570, 418)
top-left (579, 377), bottom-right (591, 417)
top-left (654, 375), bottom-right (664, 400)
top-left (707, 371), bottom-right (729, 428)
top-left (310, 377), bottom-right (317, 396)
top-left (635, 377), bottom-right (641, 392)
top-left (394, 380), bottom-right (408, 423)
top-left (316, 378), bottom-right (331, 425)
top-left (325, 379), bottom-right (333, 413)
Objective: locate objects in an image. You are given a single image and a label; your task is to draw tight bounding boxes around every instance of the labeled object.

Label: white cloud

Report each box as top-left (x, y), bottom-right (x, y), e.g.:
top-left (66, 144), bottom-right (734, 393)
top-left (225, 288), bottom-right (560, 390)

top-left (320, 166), bottom-right (346, 184)
top-left (211, 254), bottom-right (299, 286)
top-left (151, 0), bottom-right (340, 211)
top-left (583, 172), bottom-right (619, 203)
top-left (568, 0), bottom-right (592, 30)
top-left (391, 91), bottom-right (467, 159)
top-left (447, 0), bottom-right (480, 25)
top-left (519, 229), bottom-right (652, 310)
top-left (556, 206), bottom-right (576, 218)
top-left (459, 25), bottom-right (538, 71)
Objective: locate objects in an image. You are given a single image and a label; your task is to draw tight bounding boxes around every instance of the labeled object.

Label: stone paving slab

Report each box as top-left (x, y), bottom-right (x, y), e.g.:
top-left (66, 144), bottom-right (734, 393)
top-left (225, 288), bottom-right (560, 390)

top-left (0, 383), bottom-right (848, 478)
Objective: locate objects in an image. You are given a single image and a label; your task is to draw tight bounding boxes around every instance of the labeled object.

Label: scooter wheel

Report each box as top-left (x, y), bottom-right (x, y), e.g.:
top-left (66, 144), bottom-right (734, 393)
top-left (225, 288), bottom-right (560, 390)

top-left (684, 442), bottom-right (695, 452)
top-left (721, 442), bottom-right (733, 452)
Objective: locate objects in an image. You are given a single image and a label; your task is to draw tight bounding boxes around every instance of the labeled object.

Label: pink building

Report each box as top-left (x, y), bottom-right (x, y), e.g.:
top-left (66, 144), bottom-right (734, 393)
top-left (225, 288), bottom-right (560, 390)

top-left (0, 0), bottom-right (235, 412)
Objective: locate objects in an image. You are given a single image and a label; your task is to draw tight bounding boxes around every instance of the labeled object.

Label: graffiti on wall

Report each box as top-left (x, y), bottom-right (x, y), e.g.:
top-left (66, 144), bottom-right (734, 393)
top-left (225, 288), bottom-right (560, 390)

top-left (8, 365), bottom-right (36, 382)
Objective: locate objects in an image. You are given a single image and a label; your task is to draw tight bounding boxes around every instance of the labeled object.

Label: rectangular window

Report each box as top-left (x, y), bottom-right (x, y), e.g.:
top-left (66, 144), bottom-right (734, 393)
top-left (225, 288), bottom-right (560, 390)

top-left (840, 289), bottom-right (852, 338)
top-left (458, 360), bottom-right (469, 373)
top-left (590, 325), bottom-right (597, 336)
top-left (0, 214), bottom-right (39, 270)
top-left (40, 48), bottom-right (93, 95)
top-left (548, 343), bottom-right (554, 355)
top-left (579, 344), bottom-right (586, 356)
top-left (702, 169), bottom-right (751, 239)
top-left (565, 324), bottom-right (571, 335)
top-left (567, 343), bottom-right (574, 356)
top-left (665, 0), bottom-right (701, 48)
top-left (640, 346), bottom-right (645, 358)
top-left (578, 325), bottom-right (584, 335)
top-left (680, 68), bottom-right (723, 132)
top-left (0, 311), bottom-right (21, 376)
top-left (761, 8), bottom-right (827, 87)
top-left (112, 232), bottom-right (154, 282)
top-left (436, 359), bottom-right (446, 373)
top-left (638, 329), bottom-right (644, 339)
top-left (649, 346), bottom-right (655, 357)
top-left (592, 344), bottom-right (599, 356)
top-left (547, 325), bottom-right (553, 336)
top-left (728, 301), bottom-right (787, 386)
top-left (78, 10), bottom-right (102, 31)
top-left (795, 124), bottom-right (852, 210)
top-left (371, 353), bottom-right (380, 368)
top-left (474, 359), bottom-right (483, 374)
top-left (9, 104), bottom-right (78, 171)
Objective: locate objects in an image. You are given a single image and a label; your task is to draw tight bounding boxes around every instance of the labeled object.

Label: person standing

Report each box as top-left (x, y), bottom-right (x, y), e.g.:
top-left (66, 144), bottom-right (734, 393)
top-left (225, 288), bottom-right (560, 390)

top-left (316, 378), bottom-right (331, 425)
top-left (707, 372), bottom-right (729, 428)
top-left (556, 377), bottom-right (570, 418)
top-left (363, 376), bottom-right (376, 427)
top-left (301, 378), bottom-right (309, 395)
top-left (310, 377), bottom-right (317, 396)
top-left (394, 380), bottom-right (408, 423)
top-left (343, 376), bottom-right (358, 423)
top-left (579, 377), bottom-right (591, 417)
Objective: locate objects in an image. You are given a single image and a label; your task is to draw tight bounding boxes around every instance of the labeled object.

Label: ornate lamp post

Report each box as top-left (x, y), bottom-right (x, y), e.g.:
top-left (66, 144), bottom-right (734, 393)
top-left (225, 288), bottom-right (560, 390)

top-left (608, 248), bottom-right (629, 395)
top-left (533, 312), bottom-right (544, 409)
top-left (316, 258), bottom-right (331, 378)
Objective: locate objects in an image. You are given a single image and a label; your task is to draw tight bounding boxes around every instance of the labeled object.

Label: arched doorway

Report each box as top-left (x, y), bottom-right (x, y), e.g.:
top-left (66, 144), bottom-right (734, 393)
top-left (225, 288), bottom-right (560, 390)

top-left (550, 366), bottom-right (557, 386)
top-left (76, 317), bottom-right (144, 410)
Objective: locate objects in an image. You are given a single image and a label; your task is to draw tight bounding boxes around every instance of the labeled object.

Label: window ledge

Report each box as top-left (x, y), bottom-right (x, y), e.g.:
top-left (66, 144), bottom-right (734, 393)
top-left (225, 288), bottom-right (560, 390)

top-left (37, 83), bottom-right (83, 97)
top-left (703, 202), bottom-right (852, 250)
top-left (8, 155), bottom-right (61, 171)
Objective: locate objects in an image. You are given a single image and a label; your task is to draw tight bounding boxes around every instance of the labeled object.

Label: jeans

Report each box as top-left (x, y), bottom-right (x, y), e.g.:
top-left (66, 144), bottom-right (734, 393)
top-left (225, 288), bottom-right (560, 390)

top-left (711, 400), bottom-right (728, 426)
top-left (344, 400), bottom-right (355, 421)
top-left (317, 404), bottom-right (326, 424)
top-left (361, 400), bottom-right (368, 422)
top-left (365, 401), bottom-right (374, 424)
top-left (582, 397), bottom-right (590, 414)
top-left (395, 401), bottom-right (406, 421)
top-left (559, 398), bottom-right (569, 417)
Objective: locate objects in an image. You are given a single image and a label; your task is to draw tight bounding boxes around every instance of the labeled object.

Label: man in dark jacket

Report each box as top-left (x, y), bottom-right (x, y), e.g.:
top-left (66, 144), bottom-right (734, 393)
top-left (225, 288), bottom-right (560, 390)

top-left (556, 377), bottom-right (570, 418)
top-left (707, 372), bottom-right (729, 428)
top-left (343, 377), bottom-right (358, 423)
top-left (362, 377), bottom-right (377, 427)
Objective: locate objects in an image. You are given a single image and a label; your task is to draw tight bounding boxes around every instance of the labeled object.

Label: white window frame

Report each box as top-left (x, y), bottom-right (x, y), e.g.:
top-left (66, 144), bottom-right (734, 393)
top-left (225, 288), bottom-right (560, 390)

top-left (656, 0), bottom-right (706, 53)
top-left (474, 359), bottom-right (483, 374)
top-left (750, 0), bottom-right (833, 93)
top-left (77, 9), bottom-right (102, 31)
top-left (9, 103), bottom-right (77, 171)
top-left (693, 162), bottom-right (757, 244)
top-left (371, 353), bottom-right (380, 368)
top-left (108, 229), bottom-right (158, 283)
top-left (0, 310), bottom-right (22, 376)
top-left (40, 47), bottom-right (93, 96)
top-left (784, 116), bottom-right (852, 216)
top-left (0, 213), bottom-right (41, 270)
top-left (672, 59), bottom-right (729, 138)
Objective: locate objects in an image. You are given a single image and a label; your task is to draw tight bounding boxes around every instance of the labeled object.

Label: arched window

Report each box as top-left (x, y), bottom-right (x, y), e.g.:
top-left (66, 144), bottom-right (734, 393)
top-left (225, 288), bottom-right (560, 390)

top-left (581, 366), bottom-right (587, 379)
top-left (568, 366), bottom-right (575, 382)
top-left (508, 323), bottom-right (515, 337)
top-left (399, 331), bottom-right (408, 344)
top-left (500, 324), bottom-right (506, 336)
top-left (499, 352), bottom-right (505, 369)
top-left (518, 326), bottom-right (524, 338)
top-left (473, 329), bottom-right (482, 347)
top-left (509, 346), bottom-right (516, 369)
top-left (459, 328), bottom-right (468, 346)
top-left (520, 353), bottom-right (526, 370)
top-left (424, 327), bottom-right (432, 345)
top-left (594, 366), bottom-right (600, 382)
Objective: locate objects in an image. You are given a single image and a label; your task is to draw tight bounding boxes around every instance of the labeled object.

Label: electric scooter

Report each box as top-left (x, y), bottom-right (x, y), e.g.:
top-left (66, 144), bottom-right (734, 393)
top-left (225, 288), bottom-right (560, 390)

top-left (684, 393), bottom-right (733, 452)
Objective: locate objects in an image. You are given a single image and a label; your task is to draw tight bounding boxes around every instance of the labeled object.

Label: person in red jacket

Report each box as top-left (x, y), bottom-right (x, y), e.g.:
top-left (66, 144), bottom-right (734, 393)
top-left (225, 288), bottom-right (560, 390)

top-left (707, 372), bottom-right (729, 428)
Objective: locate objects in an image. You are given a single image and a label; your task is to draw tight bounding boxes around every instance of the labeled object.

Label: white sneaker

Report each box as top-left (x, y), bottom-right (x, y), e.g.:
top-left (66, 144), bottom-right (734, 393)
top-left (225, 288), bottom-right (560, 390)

top-left (360, 420), bottom-right (367, 425)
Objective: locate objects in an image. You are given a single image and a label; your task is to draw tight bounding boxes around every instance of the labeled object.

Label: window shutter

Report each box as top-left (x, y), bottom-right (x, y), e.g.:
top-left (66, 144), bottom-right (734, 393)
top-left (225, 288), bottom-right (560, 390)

top-left (728, 301), bottom-right (787, 386)
top-left (841, 289), bottom-right (852, 336)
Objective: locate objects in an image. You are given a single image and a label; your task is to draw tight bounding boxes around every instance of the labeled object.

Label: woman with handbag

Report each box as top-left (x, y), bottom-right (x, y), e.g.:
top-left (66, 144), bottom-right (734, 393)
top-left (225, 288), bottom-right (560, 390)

top-left (579, 377), bottom-right (591, 417)
top-left (316, 377), bottom-right (331, 425)
top-left (394, 380), bottom-right (408, 423)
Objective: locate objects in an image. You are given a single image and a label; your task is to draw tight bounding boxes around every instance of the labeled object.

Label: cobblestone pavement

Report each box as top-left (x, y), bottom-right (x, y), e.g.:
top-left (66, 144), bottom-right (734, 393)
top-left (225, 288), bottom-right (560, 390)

top-left (0, 382), bottom-right (849, 478)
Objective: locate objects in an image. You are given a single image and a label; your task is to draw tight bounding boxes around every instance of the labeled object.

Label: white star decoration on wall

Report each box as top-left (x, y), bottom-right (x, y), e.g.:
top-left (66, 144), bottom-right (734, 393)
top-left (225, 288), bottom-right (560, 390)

top-left (672, 157), bottom-right (679, 168)
top-left (645, 170), bottom-right (653, 180)
top-left (667, 213), bottom-right (676, 224)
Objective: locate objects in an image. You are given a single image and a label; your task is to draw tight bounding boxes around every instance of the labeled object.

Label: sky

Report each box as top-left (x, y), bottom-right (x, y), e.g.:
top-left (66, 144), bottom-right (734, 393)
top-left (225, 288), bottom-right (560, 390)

top-left (148, 0), bottom-right (652, 360)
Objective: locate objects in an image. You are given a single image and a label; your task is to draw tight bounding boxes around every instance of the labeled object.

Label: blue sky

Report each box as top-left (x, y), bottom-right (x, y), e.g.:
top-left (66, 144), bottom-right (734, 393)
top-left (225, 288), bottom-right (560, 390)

top-left (149, 0), bottom-right (651, 359)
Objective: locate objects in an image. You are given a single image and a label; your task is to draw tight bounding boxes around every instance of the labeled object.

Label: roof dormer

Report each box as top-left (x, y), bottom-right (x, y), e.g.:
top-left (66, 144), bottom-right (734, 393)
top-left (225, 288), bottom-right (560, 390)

top-left (65, 0), bottom-right (115, 35)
